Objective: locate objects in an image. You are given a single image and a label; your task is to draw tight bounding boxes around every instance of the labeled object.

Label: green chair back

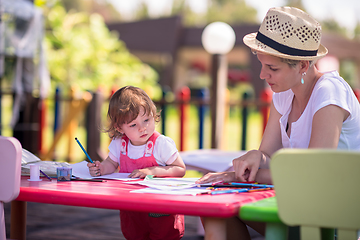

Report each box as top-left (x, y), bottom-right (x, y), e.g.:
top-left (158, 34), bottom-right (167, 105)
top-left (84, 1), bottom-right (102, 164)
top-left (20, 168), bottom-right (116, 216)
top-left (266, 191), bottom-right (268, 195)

top-left (270, 149), bottom-right (360, 240)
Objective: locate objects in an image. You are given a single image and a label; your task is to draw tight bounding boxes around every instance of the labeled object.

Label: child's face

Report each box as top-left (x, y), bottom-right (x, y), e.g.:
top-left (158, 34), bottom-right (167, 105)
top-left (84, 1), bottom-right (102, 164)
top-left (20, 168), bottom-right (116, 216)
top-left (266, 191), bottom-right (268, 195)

top-left (119, 108), bottom-right (155, 146)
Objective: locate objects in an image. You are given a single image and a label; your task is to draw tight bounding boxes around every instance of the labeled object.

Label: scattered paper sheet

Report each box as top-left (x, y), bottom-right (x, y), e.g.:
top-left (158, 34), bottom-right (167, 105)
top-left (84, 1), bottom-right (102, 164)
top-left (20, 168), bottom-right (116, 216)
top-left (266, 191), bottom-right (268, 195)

top-left (71, 161), bottom-right (138, 180)
top-left (131, 187), bottom-right (210, 195)
top-left (126, 176), bottom-right (200, 190)
top-left (180, 149), bottom-right (246, 172)
top-left (21, 149), bottom-right (71, 177)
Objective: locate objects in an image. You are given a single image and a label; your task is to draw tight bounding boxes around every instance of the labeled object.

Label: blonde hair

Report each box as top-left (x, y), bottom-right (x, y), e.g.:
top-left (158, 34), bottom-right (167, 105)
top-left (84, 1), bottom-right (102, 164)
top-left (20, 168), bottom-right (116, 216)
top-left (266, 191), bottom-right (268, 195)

top-left (280, 58), bottom-right (315, 68)
top-left (252, 50), bottom-right (315, 68)
top-left (105, 86), bottom-right (160, 139)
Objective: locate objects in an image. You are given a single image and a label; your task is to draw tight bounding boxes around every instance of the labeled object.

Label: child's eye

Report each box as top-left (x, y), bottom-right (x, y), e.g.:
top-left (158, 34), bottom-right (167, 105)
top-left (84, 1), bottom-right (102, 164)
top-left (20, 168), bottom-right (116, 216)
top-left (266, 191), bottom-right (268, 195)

top-left (269, 67), bottom-right (278, 71)
top-left (144, 118), bottom-right (149, 122)
top-left (129, 124), bottom-right (136, 128)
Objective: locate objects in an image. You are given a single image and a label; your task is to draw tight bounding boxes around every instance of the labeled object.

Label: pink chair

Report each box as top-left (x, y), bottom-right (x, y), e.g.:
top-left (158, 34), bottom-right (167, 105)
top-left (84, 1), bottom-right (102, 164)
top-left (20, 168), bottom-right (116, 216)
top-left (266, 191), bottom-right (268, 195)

top-left (0, 137), bottom-right (22, 240)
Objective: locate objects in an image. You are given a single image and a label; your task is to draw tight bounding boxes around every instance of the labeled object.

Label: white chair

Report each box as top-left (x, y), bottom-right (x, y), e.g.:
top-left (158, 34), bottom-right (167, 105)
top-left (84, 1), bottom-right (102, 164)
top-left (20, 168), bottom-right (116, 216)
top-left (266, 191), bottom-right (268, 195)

top-left (0, 136), bottom-right (22, 240)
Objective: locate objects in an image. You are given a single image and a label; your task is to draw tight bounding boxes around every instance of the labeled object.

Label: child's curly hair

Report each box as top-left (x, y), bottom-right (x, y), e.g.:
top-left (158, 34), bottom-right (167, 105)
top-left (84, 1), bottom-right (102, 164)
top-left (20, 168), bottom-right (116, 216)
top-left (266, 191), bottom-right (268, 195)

top-left (105, 86), bottom-right (160, 139)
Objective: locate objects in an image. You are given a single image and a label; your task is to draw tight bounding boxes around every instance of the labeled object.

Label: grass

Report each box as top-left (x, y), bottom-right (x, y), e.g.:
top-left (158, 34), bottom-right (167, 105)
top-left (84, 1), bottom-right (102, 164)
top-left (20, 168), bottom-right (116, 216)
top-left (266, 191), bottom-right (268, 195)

top-left (161, 104), bottom-right (263, 151)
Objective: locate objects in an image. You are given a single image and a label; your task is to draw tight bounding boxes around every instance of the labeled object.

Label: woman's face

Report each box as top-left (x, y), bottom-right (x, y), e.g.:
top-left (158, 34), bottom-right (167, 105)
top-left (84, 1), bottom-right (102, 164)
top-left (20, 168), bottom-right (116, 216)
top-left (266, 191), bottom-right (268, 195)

top-left (257, 53), bottom-right (300, 92)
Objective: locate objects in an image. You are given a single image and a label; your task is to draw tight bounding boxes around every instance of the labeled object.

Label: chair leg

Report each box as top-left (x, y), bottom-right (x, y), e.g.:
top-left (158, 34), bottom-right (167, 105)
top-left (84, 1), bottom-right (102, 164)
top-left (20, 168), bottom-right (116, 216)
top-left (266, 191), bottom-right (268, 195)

top-left (10, 201), bottom-right (27, 240)
top-left (265, 222), bottom-right (288, 240)
top-left (0, 202), bottom-right (6, 240)
top-left (321, 228), bottom-right (335, 240)
top-left (337, 229), bottom-right (358, 239)
top-left (301, 226), bottom-right (321, 240)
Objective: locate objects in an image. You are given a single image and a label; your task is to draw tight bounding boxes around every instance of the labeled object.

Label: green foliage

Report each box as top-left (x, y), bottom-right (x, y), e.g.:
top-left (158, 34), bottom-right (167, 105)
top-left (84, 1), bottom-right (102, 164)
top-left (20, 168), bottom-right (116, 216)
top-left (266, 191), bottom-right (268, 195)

top-left (44, 3), bottom-right (159, 96)
top-left (133, 0), bottom-right (258, 26)
top-left (284, 0), bottom-right (306, 11)
top-left (135, 2), bottom-right (151, 20)
top-left (321, 18), bottom-right (348, 37)
top-left (354, 22), bottom-right (360, 40)
top-left (204, 0), bottom-right (257, 25)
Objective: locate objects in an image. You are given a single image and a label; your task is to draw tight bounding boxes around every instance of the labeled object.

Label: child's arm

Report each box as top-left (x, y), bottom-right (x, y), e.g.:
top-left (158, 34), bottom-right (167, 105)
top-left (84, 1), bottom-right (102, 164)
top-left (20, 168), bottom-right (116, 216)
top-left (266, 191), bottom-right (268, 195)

top-left (128, 154), bottom-right (186, 179)
top-left (87, 156), bottom-right (119, 177)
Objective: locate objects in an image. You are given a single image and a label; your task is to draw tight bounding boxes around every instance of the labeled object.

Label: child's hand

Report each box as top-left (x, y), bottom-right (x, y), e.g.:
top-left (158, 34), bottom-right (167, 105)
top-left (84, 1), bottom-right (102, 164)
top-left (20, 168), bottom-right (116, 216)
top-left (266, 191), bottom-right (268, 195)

top-left (128, 168), bottom-right (153, 179)
top-left (87, 160), bottom-right (102, 177)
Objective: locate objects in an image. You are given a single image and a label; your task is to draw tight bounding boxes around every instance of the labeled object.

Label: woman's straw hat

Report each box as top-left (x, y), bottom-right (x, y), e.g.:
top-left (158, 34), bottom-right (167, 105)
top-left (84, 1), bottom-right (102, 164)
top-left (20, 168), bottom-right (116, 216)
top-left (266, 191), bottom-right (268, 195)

top-left (243, 6), bottom-right (328, 61)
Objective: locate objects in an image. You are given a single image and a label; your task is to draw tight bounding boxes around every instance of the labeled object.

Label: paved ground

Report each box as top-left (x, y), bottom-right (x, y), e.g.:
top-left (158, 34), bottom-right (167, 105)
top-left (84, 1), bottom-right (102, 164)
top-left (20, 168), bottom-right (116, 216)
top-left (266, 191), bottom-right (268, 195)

top-left (4, 202), bottom-right (203, 240)
top-left (4, 201), bottom-right (264, 240)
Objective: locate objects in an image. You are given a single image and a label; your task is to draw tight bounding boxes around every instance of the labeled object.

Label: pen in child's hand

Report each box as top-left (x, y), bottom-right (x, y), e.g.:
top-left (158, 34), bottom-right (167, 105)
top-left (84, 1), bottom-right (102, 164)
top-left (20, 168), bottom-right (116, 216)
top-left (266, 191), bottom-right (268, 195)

top-left (230, 182), bottom-right (274, 188)
top-left (75, 137), bottom-right (94, 163)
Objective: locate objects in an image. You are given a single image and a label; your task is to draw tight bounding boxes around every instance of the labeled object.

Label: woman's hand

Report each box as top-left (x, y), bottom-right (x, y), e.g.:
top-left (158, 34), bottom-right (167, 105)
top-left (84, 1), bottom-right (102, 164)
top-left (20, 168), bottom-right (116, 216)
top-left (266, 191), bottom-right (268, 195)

top-left (87, 160), bottom-right (103, 177)
top-left (195, 171), bottom-right (236, 184)
top-left (232, 150), bottom-right (263, 182)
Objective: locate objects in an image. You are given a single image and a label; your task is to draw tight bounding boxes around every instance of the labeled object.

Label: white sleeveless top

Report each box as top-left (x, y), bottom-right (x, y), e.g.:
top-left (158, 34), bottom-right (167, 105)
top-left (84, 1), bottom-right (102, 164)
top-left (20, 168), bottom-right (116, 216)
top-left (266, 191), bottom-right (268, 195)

top-left (273, 71), bottom-right (360, 150)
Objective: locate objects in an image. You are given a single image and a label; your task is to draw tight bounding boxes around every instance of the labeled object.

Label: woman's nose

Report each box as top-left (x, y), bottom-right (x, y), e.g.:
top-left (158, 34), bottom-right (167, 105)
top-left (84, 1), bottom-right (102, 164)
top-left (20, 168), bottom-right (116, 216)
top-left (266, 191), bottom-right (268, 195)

top-left (259, 68), bottom-right (268, 80)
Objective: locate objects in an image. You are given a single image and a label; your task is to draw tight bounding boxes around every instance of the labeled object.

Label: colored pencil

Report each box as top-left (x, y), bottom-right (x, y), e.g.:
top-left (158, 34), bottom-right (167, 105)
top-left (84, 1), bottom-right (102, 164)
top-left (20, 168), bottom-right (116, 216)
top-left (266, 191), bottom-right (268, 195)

top-left (210, 188), bottom-right (250, 195)
top-left (40, 170), bottom-right (52, 181)
top-left (71, 178), bottom-right (106, 182)
top-left (197, 187), bottom-right (273, 195)
top-left (75, 137), bottom-right (94, 163)
top-left (230, 182), bottom-right (274, 188)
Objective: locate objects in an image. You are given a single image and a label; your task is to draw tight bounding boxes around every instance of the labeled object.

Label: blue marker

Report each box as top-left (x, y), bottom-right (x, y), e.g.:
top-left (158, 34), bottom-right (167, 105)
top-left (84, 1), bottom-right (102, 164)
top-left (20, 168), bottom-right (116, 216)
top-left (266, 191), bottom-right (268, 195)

top-left (75, 137), bottom-right (94, 163)
top-left (230, 182), bottom-right (274, 188)
top-left (211, 188), bottom-right (250, 195)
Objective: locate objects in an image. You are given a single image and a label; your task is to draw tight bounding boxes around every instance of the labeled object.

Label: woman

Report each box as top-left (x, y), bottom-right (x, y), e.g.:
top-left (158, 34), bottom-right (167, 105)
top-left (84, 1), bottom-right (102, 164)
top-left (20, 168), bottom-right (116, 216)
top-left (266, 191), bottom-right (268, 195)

top-left (197, 6), bottom-right (360, 185)
top-left (197, 6), bottom-right (360, 239)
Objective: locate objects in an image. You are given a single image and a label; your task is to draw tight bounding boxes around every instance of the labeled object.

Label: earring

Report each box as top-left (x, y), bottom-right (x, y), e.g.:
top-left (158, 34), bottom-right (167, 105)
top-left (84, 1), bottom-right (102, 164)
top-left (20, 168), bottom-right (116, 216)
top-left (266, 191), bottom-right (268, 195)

top-left (301, 72), bottom-right (306, 84)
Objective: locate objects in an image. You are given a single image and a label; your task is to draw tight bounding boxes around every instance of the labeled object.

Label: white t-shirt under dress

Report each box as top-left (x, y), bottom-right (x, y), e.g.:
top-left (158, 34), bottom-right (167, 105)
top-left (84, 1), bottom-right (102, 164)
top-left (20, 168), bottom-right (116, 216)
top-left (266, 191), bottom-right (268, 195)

top-left (273, 71), bottom-right (360, 150)
top-left (108, 134), bottom-right (179, 166)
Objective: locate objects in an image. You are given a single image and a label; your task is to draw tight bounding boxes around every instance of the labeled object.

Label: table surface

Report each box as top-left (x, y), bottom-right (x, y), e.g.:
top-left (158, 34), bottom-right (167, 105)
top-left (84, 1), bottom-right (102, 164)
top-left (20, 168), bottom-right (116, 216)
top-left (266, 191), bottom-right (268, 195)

top-left (17, 176), bottom-right (275, 218)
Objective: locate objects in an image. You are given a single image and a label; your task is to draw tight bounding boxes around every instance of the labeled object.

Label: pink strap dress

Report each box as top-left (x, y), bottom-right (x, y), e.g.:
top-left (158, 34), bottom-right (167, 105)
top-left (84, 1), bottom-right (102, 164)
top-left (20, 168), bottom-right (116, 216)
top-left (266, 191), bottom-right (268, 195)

top-left (119, 131), bottom-right (184, 240)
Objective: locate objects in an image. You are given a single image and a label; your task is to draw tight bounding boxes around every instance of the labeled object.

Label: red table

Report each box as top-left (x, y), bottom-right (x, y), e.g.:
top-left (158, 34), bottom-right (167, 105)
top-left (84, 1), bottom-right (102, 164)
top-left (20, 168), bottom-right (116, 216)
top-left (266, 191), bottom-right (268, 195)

top-left (11, 177), bottom-right (275, 240)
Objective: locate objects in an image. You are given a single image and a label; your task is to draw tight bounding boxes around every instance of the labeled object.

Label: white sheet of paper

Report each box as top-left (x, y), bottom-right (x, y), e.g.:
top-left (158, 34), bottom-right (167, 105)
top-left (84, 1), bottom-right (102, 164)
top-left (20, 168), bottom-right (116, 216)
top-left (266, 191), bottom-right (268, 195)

top-left (71, 161), bottom-right (138, 180)
top-left (131, 187), bottom-right (209, 195)
top-left (125, 177), bottom-right (201, 190)
top-left (180, 149), bottom-right (246, 172)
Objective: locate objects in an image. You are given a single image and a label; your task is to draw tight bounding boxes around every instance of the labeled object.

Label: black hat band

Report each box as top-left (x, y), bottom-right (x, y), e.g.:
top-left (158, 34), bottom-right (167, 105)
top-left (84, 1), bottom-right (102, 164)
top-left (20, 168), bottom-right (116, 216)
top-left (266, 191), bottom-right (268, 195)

top-left (256, 31), bottom-right (318, 57)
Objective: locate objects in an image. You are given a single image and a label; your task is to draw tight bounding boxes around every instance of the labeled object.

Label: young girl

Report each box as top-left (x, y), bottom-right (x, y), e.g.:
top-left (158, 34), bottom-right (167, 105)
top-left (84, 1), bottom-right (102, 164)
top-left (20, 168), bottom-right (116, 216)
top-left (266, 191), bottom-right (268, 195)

top-left (87, 86), bottom-right (186, 240)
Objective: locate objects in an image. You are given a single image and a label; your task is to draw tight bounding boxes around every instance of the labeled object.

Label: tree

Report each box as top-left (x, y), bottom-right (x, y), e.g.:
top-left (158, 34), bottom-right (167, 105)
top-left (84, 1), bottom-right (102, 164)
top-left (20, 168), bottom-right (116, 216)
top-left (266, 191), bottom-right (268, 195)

top-left (134, 2), bottom-right (151, 20)
top-left (44, 3), bottom-right (159, 96)
top-left (62, 0), bottom-right (122, 23)
top-left (126, 0), bottom-right (258, 26)
top-left (204, 0), bottom-right (258, 25)
top-left (354, 22), bottom-right (360, 40)
top-left (285, 0), bottom-right (306, 11)
top-left (321, 18), bottom-right (348, 37)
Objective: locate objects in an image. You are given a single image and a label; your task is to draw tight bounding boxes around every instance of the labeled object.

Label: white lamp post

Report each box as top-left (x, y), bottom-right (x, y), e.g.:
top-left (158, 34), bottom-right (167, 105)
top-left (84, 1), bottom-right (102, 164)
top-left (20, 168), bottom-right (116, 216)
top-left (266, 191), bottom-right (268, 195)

top-left (201, 22), bottom-right (235, 149)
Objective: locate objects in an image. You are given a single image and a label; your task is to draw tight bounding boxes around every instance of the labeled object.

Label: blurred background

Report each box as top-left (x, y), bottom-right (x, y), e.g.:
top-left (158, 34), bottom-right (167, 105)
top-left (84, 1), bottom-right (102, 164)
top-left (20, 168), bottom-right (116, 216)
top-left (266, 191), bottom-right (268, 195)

top-left (1, 0), bottom-right (360, 163)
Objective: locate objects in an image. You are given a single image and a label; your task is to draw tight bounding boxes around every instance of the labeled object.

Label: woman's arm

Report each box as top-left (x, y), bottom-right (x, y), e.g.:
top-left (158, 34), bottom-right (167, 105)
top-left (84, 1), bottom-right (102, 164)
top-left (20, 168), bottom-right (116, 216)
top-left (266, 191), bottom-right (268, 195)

top-left (233, 101), bottom-right (283, 182)
top-left (196, 101), bottom-right (283, 184)
top-left (309, 104), bottom-right (349, 148)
